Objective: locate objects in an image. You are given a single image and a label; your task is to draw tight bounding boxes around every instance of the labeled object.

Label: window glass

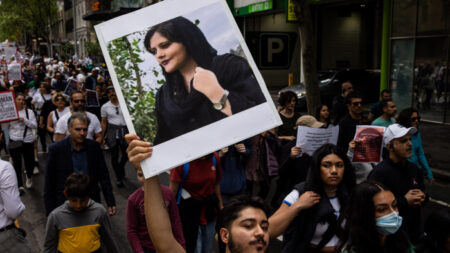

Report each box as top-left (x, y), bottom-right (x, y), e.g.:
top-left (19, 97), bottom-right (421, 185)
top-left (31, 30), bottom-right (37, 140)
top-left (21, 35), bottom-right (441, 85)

top-left (414, 38), bottom-right (449, 122)
top-left (390, 39), bottom-right (415, 112)
top-left (392, 0), bottom-right (417, 37)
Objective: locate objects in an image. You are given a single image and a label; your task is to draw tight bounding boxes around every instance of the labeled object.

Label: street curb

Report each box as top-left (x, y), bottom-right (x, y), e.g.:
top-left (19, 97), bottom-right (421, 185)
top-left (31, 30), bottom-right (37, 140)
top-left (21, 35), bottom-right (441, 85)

top-left (431, 167), bottom-right (450, 182)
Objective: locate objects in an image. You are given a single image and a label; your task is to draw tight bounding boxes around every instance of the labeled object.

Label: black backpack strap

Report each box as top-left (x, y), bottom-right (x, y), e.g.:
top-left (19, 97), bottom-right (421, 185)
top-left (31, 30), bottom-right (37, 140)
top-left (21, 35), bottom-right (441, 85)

top-left (23, 109), bottom-right (29, 138)
top-left (54, 110), bottom-right (60, 121)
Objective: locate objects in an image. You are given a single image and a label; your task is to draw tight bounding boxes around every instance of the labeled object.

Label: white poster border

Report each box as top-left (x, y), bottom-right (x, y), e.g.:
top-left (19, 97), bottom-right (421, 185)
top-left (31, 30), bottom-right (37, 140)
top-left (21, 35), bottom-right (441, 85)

top-left (95, 0), bottom-right (281, 178)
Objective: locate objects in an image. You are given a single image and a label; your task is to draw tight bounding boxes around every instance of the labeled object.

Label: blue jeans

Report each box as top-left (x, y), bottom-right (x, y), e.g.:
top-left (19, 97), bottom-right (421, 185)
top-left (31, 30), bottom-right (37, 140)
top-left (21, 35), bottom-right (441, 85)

top-left (195, 221), bottom-right (216, 253)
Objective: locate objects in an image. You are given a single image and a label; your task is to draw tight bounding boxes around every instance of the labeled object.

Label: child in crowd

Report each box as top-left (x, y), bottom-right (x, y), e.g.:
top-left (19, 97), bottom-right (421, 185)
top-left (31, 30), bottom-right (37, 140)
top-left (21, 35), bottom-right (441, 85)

top-left (43, 173), bottom-right (119, 253)
top-left (126, 167), bottom-right (185, 253)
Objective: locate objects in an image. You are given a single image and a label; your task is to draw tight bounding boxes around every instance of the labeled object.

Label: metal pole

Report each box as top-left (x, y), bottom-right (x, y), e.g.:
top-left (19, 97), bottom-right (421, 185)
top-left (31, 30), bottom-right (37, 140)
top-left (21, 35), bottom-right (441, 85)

top-left (72, 0), bottom-right (78, 58)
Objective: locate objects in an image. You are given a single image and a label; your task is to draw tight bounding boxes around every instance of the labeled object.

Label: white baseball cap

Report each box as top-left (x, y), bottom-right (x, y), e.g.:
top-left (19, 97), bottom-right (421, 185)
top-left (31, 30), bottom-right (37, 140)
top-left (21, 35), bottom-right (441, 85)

top-left (383, 123), bottom-right (417, 145)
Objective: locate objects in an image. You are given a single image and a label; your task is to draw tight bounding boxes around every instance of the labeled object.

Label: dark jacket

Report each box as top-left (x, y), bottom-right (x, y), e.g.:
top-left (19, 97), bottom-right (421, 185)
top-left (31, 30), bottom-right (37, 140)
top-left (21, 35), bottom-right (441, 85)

top-left (278, 140), bottom-right (311, 196)
top-left (337, 114), bottom-right (360, 153)
top-left (368, 157), bottom-right (426, 242)
top-left (282, 182), bottom-right (349, 253)
top-left (44, 137), bottom-right (116, 216)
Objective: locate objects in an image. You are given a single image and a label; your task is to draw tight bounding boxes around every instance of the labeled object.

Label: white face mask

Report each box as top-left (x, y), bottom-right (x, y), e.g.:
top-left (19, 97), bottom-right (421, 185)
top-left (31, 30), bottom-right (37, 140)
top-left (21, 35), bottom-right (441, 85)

top-left (375, 211), bottom-right (403, 235)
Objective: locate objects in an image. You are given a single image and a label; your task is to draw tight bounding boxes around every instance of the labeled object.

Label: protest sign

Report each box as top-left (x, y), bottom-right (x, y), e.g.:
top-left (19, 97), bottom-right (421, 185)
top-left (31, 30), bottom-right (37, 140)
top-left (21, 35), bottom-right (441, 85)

top-left (64, 79), bottom-right (79, 97)
top-left (296, 125), bottom-right (339, 156)
top-left (4, 47), bottom-right (16, 60)
top-left (0, 91), bottom-right (19, 123)
top-left (352, 125), bottom-right (385, 163)
top-left (95, 0), bottom-right (282, 178)
top-left (86, 89), bottom-right (100, 107)
top-left (7, 63), bottom-right (22, 81)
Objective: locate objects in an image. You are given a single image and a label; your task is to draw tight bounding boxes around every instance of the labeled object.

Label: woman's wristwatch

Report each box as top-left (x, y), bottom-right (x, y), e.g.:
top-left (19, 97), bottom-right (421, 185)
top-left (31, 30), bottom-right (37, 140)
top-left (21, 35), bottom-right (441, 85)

top-left (212, 89), bottom-right (229, 110)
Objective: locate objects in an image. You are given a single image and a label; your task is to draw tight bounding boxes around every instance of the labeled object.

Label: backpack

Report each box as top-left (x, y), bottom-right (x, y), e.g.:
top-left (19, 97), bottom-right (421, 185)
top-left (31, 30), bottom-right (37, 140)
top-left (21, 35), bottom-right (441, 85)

top-left (176, 154), bottom-right (218, 205)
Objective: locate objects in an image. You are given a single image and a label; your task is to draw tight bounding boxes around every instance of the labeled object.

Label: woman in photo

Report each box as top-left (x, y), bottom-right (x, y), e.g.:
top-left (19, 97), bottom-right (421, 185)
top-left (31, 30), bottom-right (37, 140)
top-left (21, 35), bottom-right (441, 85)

top-left (338, 181), bottom-right (414, 253)
top-left (144, 17), bottom-right (266, 144)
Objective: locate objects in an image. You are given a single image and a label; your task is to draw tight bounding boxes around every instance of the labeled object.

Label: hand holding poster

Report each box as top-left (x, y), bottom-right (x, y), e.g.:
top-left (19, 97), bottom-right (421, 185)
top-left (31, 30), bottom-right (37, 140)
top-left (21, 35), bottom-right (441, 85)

top-left (95, 0), bottom-right (281, 178)
top-left (296, 125), bottom-right (339, 156)
top-left (7, 63), bottom-right (22, 81)
top-left (352, 125), bottom-right (385, 163)
top-left (0, 91), bottom-right (19, 123)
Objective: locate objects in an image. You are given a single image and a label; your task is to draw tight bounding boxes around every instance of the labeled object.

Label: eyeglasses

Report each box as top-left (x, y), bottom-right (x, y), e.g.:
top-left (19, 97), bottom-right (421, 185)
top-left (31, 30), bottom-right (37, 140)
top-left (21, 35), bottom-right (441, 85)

top-left (55, 98), bottom-right (64, 102)
top-left (73, 99), bottom-right (86, 104)
top-left (411, 117), bottom-right (421, 122)
top-left (115, 107), bottom-right (119, 115)
top-left (352, 102), bottom-right (362, 106)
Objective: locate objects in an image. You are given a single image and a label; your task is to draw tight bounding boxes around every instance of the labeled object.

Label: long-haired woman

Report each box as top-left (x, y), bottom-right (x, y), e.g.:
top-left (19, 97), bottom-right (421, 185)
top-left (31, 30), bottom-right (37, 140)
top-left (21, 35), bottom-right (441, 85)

top-left (274, 144), bottom-right (356, 253)
top-left (144, 17), bottom-right (266, 144)
top-left (7, 93), bottom-right (37, 195)
top-left (338, 181), bottom-right (414, 253)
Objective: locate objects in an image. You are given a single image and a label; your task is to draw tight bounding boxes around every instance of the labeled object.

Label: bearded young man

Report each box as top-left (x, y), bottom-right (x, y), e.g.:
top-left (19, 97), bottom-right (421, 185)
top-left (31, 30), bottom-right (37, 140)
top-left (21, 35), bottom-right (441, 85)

top-left (125, 134), bottom-right (270, 253)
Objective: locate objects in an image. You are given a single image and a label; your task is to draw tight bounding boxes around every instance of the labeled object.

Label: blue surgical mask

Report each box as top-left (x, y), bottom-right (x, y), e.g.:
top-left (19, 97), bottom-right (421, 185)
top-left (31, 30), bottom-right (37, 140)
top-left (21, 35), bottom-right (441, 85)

top-left (376, 211), bottom-right (403, 235)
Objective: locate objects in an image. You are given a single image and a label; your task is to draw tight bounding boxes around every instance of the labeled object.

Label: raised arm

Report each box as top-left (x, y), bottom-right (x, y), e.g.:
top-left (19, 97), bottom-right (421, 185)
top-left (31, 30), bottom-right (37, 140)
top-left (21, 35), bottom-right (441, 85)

top-left (126, 134), bottom-right (185, 253)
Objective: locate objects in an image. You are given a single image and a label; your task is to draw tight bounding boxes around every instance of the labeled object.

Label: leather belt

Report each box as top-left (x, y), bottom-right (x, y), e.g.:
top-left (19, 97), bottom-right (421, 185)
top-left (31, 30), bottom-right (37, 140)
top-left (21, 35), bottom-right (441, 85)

top-left (0, 224), bottom-right (15, 232)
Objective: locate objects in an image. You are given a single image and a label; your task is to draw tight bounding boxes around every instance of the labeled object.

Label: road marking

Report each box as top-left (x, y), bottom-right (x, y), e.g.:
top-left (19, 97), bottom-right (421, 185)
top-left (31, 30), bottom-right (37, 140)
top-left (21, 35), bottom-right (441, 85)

top-left (429, 197), bottom-right (450, 208)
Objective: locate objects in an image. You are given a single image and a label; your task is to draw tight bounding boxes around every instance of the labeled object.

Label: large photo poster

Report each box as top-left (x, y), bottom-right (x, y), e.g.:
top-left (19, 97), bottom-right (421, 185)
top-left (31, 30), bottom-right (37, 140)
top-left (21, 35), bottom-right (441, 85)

top-left (352, 125), bottom-right (385, 163)
top-left (95, 0), bottom-right (281, 177)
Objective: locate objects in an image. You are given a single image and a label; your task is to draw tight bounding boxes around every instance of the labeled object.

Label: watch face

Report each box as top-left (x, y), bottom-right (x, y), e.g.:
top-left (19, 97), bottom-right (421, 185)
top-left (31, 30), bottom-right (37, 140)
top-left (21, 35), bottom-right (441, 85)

top-left (213, 103), bottom-right (223, 110)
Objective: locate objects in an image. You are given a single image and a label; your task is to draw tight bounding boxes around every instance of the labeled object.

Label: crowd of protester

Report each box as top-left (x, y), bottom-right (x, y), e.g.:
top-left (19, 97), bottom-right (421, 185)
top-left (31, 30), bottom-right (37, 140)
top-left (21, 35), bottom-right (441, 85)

top-left (0, 54), bottom-right (449, 253)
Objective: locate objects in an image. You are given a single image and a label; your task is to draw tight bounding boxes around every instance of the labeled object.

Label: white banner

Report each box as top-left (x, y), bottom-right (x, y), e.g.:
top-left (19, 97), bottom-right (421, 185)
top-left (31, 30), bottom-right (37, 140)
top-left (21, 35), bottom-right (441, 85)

top-left (4, 47), bottom-right (16, 60)
top-left (296, 125), bottom-right (339, 156)
top-left (7, 63), bottom-right (22, 81)
top-left (0, 91), bottom-right (19, 123)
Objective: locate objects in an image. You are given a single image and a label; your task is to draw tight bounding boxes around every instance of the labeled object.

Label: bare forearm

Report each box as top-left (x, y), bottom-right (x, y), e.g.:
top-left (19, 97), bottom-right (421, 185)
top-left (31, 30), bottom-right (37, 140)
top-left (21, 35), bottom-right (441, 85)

top-left (268, 204), bottom-right (303, 239)
top-left (144, 177), bottom-right (185, 253)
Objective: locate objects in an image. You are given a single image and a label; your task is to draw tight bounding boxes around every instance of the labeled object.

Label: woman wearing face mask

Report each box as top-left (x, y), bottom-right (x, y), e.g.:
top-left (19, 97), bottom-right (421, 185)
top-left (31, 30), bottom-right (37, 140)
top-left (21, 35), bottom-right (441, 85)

top-left (144, 17), bottom-right (266, 145)
top-left (338, 181), bottom-right (414, 253)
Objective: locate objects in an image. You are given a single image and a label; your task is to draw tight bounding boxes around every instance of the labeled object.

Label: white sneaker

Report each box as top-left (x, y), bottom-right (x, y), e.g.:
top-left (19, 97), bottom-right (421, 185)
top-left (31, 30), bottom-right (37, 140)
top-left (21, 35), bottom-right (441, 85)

top-left (19, 187), bottom-right (25, 196)
top-left (33, 166), bottom-right (39, 175)
top-left (25, 177), bottom-right (33, 189)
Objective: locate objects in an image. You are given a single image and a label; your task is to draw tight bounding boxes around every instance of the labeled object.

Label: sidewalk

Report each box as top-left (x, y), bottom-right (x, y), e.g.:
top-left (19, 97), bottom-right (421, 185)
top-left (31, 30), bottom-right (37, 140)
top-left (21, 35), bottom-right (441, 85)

top-left (419, 121), bottom-right (450, 181)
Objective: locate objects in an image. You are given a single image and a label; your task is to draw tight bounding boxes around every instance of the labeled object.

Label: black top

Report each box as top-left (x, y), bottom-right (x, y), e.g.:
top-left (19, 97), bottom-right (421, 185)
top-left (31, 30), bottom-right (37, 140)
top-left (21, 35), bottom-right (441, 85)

top-left (337, 114), bottom-right (360, 152)
top-left (277, 111), bottom-right (301, 137)
top-left (153, 54), bottom-right (266, 144)
top-left (282, 182), bottom-right (349, 253)
top-left (368, 157), bottom-right (426, 242)
top-left (332, 95), bottom-right (347, 124)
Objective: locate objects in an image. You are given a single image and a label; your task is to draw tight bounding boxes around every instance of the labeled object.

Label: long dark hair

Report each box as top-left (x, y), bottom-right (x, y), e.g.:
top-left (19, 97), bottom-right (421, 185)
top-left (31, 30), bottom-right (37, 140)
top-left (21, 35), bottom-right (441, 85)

top-left (398, 107), bottom-right (418, 128)
top-left (315, 104), bottom-right (330, 125)
top-left (144, 17), bottom-right (217, 99)
top-left (337, 181), bottom-right (411, 253)
top-left (304, 144), bottom-right (356, 195)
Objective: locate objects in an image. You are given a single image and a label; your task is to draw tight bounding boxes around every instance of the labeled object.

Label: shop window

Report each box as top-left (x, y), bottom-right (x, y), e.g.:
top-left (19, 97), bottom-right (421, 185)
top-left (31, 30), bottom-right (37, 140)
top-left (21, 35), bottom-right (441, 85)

top-left (390, 39), bottom-right (414, 111)
top-left (392, 0), bottom-right (416, 37)
top-left (414, 37), bottom-right (449, 122)
top-left (417, 0), bottom-right (450, 35)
